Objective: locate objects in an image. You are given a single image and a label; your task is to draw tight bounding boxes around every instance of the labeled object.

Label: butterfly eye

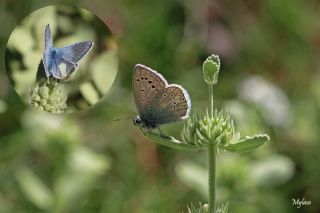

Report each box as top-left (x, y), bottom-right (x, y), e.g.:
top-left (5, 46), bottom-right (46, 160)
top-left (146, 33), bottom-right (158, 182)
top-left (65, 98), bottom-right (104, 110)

top-left (152, 85), bottom-right (155, 88)
top-left (148, 81), bottom-right (152, 84)
top-left (173, 102), bottom-right (177, 105)
top-left (136, 79), bottom-right (140, 82)
top-left (163, 94), bottom-right (167, 97)
top-left (155, 96), bottom-right (159, 99)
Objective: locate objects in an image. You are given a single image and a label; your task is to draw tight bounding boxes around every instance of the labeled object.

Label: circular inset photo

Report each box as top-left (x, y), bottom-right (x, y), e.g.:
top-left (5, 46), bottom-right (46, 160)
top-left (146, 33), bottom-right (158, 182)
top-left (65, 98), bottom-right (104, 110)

top-left (5, 5), bottom-right (118, 113)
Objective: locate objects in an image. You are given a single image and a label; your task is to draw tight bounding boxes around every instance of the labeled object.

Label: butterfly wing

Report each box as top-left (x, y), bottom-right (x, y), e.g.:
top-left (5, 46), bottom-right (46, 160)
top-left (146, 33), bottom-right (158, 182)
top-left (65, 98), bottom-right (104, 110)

top-left (59, 41), bottom-right (93, 65)
top-left (133, 64), bottom-right (191, 125)
top-left (132, 64), bottom-right (167, 116)
top-left (147, 84), bottom-right (191, 124)
top-left (59, 58), bottom-right (79, 76)
top-left (48, 60), bottom-right (62, 79)
top-left (42, 24), bottom-right (53, 78)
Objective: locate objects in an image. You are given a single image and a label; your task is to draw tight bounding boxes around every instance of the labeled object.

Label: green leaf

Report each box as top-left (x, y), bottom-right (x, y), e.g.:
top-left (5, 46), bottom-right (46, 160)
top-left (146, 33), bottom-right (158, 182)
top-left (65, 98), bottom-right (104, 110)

top-left (223, 134), bottom-right (270, 153)
top-left (145, 131), bottom-right (201, 150)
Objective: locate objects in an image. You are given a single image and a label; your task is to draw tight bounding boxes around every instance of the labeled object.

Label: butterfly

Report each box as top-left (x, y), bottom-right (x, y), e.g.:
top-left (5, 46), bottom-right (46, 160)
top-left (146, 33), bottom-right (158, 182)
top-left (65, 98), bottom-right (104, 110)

top-left (132, 64), bottom-right (191, 134)
top-left (42, 24), bottom-right (93, 80)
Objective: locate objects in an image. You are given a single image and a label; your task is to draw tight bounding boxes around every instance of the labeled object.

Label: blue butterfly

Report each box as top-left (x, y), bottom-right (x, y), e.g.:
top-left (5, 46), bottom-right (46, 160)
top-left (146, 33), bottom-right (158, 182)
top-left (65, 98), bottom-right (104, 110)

top-left (132, 64), bottom-right (191, 133)
top-left (42, 24), bottom-right (93, 80)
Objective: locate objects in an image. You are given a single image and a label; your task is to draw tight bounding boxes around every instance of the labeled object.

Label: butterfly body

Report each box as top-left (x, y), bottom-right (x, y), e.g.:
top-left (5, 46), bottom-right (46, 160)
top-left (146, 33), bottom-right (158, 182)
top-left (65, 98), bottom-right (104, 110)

top-left (42, 24), bottom-right (93, 80)
top-left (133, 116), bottom-right (158, 129)
top-left (132, 64), bottom-right (191, 131)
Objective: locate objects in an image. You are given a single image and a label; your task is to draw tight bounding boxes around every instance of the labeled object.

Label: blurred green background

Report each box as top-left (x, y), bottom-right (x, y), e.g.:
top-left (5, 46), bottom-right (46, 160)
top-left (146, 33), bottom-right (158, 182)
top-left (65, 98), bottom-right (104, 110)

top-left (0, 0), bottom-right (320, 212)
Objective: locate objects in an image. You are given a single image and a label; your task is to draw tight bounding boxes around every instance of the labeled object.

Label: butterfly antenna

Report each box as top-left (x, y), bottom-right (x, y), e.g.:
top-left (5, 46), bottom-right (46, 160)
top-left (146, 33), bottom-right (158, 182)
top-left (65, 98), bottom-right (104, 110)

top-left (113, 117), bottom-right (132, 121)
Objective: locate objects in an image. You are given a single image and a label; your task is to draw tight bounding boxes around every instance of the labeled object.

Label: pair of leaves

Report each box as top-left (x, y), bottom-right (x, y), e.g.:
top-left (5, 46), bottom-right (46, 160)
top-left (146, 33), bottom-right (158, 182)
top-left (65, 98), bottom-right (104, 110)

top-left (145, 131), bottom-right (269, 153)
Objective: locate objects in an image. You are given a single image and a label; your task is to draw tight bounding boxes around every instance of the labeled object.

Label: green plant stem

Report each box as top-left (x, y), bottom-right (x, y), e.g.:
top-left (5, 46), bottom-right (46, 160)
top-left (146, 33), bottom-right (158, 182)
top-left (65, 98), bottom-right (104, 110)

top-left (209, 85), bottom-right (214, 118)
top-left (208, 143), bottom-right (216, 213)
top-left (208, 84), bottom-right (216, 213)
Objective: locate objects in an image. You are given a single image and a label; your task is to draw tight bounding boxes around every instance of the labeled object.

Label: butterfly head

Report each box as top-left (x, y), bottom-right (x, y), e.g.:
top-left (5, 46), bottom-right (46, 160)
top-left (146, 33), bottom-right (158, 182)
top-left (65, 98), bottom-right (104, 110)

top-left (133, 116), bottom-right (144, 127)
top-left (133, 116), bottom-right (157, 129)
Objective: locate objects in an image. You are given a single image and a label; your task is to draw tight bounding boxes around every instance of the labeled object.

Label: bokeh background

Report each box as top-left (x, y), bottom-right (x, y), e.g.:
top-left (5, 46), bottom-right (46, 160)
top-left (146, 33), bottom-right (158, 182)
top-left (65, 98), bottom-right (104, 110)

top-left (5, 5), bottom-right (118, 112)
top-left (0, 0), bottom-right (320, 212)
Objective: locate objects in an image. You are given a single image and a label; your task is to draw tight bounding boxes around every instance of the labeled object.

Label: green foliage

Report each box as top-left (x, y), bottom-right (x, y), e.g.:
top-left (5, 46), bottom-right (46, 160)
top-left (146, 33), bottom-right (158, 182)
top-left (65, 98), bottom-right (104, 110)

top-left (186, 203), bottom-right (208, 213)
top-left (223, 134), bottom-right (270, 153)
top-left (144, 131), bottom-right (199, 151)
top-left (183, 202), bottom-right (230, 213)
top-left (144, 110), bottom-right (269, 153)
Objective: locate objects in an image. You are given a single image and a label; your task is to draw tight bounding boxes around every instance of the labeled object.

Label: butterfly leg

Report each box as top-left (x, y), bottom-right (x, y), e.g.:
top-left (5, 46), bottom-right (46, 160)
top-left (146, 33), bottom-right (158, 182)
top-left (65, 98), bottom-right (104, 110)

top-left (139, 127), bottom-right (146, 135)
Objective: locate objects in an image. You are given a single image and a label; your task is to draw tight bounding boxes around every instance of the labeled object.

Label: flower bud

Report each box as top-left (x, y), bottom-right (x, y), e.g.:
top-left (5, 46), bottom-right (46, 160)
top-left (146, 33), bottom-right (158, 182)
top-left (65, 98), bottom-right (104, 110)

top-left (29, 79), bottom-right (67, 113)
top-left (203, 54), bottom-right (220, 85)
top-left (181, 109), bottom-right (236, 149)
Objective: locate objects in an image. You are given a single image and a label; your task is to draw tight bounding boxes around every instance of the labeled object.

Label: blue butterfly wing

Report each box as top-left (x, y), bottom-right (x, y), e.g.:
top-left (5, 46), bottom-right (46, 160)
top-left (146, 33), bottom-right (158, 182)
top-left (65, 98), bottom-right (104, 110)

top-left (42, 24), bottom-right (53, 78)
top-left (48, 59), bottom-right (62, 79)
top-left (59, 58), bottom-right (79, 76)
top-left (59, 41), bottom-right (93, 65)
top-left (58, 41), bottom-right (93, 78)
